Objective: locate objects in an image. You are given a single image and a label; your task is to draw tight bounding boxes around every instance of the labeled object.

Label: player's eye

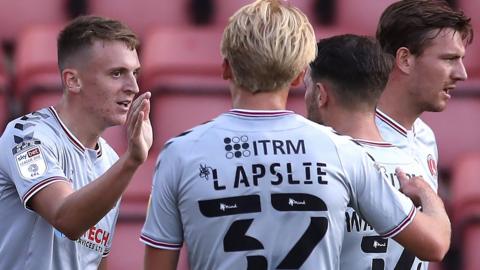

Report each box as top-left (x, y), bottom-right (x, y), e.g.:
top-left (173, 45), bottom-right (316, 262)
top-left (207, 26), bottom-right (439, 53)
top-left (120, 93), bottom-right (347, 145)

top-left (111, 70), bottom-right (122, 78)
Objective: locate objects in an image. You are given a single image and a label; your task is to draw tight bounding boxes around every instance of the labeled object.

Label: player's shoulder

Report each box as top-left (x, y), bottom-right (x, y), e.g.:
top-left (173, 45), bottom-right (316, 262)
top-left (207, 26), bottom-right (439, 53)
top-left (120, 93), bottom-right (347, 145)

top-left (302, 120), bottom-right (369, 160)
top-left (415, 117), bottom-right (435, 140)
top-left (0, 108), bottom-right (59, 145)
top-left (161, 118), bottom-right (218, 151)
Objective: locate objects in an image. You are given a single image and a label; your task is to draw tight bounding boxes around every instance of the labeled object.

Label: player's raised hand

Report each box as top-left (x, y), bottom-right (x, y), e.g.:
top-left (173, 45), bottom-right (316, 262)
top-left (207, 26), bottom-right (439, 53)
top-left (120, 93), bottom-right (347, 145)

top-left (396, 168), bottom-right (434, 207)
top-left (125, 91), bottom-right (153, 165)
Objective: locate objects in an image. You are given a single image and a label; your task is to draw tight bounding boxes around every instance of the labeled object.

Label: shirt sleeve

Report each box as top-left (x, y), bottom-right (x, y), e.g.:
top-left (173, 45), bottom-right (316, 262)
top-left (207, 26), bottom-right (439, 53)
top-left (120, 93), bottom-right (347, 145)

top-left (140, 143), bottom-right (183, 250)
top-left (0, 124), bottom-right (70, 210)
top-left (339, 143), bottom-right (416, 238)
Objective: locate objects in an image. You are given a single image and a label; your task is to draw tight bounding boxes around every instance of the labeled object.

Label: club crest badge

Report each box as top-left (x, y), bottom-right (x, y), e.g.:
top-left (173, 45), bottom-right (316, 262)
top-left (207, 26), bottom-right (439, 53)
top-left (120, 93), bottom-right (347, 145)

top-left (427, 154), bottom-right (437, 177)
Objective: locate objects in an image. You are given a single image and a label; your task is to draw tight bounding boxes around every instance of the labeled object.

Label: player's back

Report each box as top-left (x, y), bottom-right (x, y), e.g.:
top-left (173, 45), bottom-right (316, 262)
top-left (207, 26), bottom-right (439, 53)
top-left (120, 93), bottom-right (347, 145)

top-left (142, 109), bottom-right (416, 270)
top-left (340, 139), bottom-right (428, 270)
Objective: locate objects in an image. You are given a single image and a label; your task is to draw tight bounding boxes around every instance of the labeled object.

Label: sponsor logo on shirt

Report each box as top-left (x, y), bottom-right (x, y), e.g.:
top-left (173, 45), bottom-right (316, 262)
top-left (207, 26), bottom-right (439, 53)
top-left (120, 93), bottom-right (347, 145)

top-left (223, 136), bottom-right (305, 159)
top-left (76, 226), bottom-right (111, 254)
top-left (220, 203), bottom-right (238, 211)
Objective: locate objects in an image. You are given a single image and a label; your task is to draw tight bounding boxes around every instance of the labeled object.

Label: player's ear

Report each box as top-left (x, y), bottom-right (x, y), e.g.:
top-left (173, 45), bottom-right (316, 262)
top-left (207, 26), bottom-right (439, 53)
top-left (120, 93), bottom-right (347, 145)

top-left (222, 59), bottom-right (232, 80)
top-left (62, 69), bottom-right (82, 94)
top-left (291, 69), bottom-right (306, 87)
top-left (316, 81), bottom-right (329, 108)
top-left (395, 47), bottom-right (414, 74)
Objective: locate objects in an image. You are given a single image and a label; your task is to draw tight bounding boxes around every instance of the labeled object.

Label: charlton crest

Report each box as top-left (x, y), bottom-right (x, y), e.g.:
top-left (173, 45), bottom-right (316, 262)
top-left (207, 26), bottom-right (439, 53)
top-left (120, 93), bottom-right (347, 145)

top-left (427, 154), bottom-right (437, 176)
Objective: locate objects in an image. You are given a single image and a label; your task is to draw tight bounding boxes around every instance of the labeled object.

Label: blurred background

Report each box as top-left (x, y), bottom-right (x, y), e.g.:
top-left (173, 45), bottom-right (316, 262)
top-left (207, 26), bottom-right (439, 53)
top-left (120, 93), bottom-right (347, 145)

top-left (0, 0), bottom-right (477, 269)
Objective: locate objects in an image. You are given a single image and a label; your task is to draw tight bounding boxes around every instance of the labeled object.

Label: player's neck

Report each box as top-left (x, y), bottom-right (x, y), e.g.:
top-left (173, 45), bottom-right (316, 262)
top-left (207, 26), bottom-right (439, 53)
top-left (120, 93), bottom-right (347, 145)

top-left (378, 80), bottom-right (421, 130)
top-left (230, 86), bottom-right (289, 110)
top-left (53, 98), bottom-right (102, 149)
top-left (328, 109), bottom-right (383, 142)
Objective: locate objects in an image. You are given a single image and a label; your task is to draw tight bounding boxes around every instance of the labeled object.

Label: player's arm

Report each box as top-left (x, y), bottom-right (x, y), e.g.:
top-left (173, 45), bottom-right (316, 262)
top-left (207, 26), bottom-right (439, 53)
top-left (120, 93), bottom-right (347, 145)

top-left (392, 169), bottom-right (451, 261)
top-left (30, 92), bottom-right (153, 240)
top-left (144, 246), bottom-right (179, 270)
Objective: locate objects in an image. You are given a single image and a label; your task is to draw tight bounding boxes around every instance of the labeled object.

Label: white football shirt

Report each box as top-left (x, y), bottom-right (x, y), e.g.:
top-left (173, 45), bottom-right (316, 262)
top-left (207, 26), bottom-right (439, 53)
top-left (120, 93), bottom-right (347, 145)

top-left (340, 139), bottom-right (430, 270)
top-left (0, 107), bottom-right (119, 270)
top-left (141, 109), bottom-right (416, 270)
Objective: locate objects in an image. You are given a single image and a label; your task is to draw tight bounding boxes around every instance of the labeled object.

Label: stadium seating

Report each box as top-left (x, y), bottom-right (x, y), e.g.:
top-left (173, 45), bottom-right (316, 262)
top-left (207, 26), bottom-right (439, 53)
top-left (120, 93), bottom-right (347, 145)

top-left (334, 0), bottom-right (397, 35)
top-left (102, 125), bottom-right (127, 154)
top-left (461, 222), bottom-right (480, 270)
top-left (109, 220), bottom-right (190, 270)
top-left (457, 0), bottom-right (480, 78)
top-left (150, 90), bottom-right (231, 150)
top-left (119, 151), bottom-right (157, 219)
top-left (0, 0), bottom-right (67, 43)
top-left (14, 24), bottom-right (64, 111)
top-left (450, 153), bottom-right (480, 228)
top-left (141, 26), bottom-right (230, 149)
top-left (212, 0), bottom-right (317, 25)
top-left (0, 54), bottom-right (9, 130)
top-left (141, 26), bottom-right (225, 92)
top-left (88, 0), bottom-right (191, 39)
top-left (421, 93), bottom-right (480, 172)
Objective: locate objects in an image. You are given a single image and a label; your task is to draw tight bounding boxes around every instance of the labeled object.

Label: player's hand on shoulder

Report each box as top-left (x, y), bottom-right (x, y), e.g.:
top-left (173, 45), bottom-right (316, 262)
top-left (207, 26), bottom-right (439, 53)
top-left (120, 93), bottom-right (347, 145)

top-left (125, 91), bottom-right (153, 166)
top-left (396, 168), bottom-right (434, 207)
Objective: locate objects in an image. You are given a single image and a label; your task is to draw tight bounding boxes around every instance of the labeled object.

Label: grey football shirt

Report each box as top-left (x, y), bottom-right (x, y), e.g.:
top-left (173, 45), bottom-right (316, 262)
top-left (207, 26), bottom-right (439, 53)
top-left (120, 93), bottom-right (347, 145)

top-left (375, 109), bottom-right (438, 191)
top-left (141, 109), bottom-right (416, 270)
top-left (0, 107), bottom-right (119, 270)
top-left (340, 139), bottom-right (431, 270)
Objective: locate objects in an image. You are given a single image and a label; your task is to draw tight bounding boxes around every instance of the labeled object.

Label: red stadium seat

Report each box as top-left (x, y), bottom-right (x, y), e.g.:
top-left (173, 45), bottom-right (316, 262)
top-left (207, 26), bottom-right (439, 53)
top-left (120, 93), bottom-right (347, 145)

top-left (108, 221), bottom-right (145, 269)
top-left (102, 125), bottom-right (127, 154)
top-left (141, 26), bottom-right (226, 93)
top-left (109, 221), bottom-right (190, 270)
top-left (141, 26), bottom-right (230, 149)
top-left (0, 0), bottom-right (66, 42)
top-left (458, 0), bottom-right (480, 79)
top-left (0, 54), bottom-right (9, 130)
top-left (212, 0), bottom-right (317, 26)
top-left (462, 223), bottom-right (480, 270)
top-left (0, 93), bottom-right (8, 131)
top-left (450, 153), bottom-right (480, 228)
top-left (88, 0), bottom-right (191, 39)
top-left (150, 90), bottom-right (231, 150)
top-left (14, 24), bottom-right (64, 109)
top-left (335, 0), bottom-right (397, 35)
top-left (119, 152), bottom-right (158, 219)
top-left (421, 94), bottom-right (480, 172)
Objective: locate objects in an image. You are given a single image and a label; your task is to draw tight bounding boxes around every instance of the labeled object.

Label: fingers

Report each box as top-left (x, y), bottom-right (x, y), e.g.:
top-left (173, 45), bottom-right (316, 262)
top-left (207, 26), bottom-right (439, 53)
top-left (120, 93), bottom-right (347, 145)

top-left (126, 91), bottom-right (151, 126)
top-left (395, 168), bottom-right (408, 187)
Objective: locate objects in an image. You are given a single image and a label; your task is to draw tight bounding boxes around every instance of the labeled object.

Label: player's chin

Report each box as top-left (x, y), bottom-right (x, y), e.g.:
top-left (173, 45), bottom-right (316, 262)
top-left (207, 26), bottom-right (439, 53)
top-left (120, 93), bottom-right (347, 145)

top-left (108, 114), bottom-right (128, 127)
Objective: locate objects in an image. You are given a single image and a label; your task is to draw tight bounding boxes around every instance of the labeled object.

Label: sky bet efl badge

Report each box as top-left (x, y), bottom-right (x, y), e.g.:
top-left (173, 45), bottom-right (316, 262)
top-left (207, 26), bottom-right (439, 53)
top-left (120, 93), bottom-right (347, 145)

top-left (15, 146), bottom-right (47, 180)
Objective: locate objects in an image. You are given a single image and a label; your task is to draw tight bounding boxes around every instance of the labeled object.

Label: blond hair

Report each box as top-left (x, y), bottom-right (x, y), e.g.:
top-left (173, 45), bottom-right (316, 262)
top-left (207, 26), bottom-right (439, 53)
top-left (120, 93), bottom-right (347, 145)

top-left (221, 0), bottom-right (316, 93)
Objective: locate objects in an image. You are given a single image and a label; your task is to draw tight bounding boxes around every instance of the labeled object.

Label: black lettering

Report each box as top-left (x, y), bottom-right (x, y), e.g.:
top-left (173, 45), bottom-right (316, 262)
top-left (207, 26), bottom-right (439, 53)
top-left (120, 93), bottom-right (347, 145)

top-left (287, 163), bottom-right (300, 184)
top-left (272, 140), bottom-right (285, 155)
top-left (303, 162), bottom-right (313, 184)
top-left (317, 163), bottom-right (328, 184)
top-left (234, 166), bottom-right (250, 188)
top-left (212, 169), bottom-right (226, 190)
top-left (287, 140), bottom-right (305, 154)
top-left (270, 163), bottom-right (282, 185)
top-left (252, 164), bottom-right (266, 186)
top-left (257, 140), bottom-right (269, 155)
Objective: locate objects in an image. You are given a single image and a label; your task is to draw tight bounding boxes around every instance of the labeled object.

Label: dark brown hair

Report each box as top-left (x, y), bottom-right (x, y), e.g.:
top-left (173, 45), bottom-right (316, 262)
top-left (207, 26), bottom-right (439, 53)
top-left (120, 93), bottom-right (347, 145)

top-left (310, 34), bottom-right (394, 109)
top-left (376, 0), bottom-right (473, 56)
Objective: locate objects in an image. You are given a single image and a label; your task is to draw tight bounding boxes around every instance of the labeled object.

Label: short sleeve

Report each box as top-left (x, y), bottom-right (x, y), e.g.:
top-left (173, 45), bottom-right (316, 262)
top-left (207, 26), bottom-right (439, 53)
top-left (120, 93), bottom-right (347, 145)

top-left (140, 143), bottom-right (183, 250)
top-left (0, 125), bottom-right (70, 210)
